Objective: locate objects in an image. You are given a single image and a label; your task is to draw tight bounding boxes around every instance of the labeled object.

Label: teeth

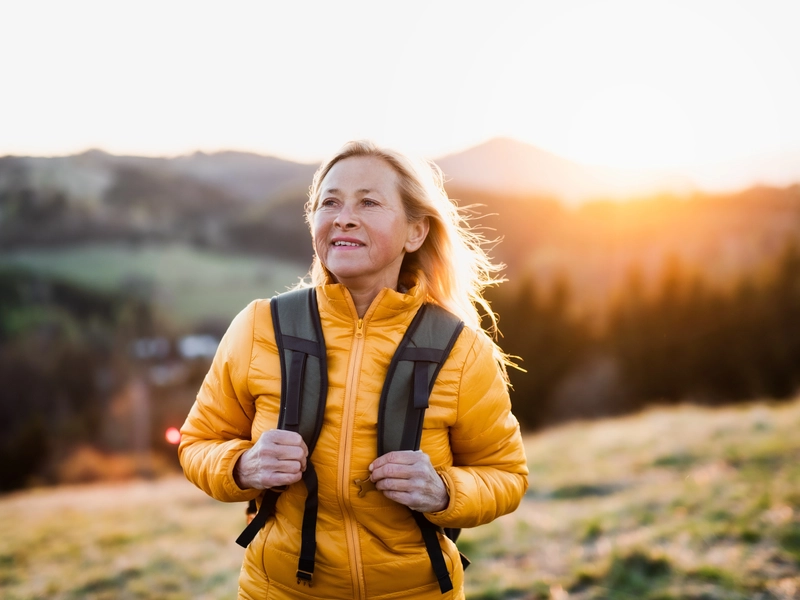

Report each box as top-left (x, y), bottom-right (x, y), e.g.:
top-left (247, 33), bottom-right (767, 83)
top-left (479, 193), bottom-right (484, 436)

top-left (334, 241), bottom-right (360, 246)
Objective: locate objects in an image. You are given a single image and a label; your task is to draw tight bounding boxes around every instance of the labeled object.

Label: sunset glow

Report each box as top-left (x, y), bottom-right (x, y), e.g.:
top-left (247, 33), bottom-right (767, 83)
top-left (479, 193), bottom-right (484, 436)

top-left (2, 0), bottom-right (799, 187)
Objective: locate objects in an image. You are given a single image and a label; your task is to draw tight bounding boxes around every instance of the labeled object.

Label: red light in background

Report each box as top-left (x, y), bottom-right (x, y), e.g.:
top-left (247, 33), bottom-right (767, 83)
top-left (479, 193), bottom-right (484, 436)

top-left (165, 427), bottom-right (181, 445)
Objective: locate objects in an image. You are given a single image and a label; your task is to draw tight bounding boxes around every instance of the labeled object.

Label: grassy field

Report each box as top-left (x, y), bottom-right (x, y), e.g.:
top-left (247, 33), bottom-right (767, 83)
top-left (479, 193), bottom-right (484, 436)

top-left (1, 399), bottom-right (799, 599)
top-left (0, 243), bottom-right (308, 327)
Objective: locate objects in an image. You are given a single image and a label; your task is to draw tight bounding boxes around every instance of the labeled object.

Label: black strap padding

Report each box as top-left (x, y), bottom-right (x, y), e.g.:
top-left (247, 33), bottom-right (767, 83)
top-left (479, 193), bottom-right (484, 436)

top-left (272, 294), bottom-right (289, 430)
top-left (284, 351), bottom-right (307, 429)
top-left (236, 489), bottom-right (280, 548)
top-left (273, 289), bottom-right (328, 444)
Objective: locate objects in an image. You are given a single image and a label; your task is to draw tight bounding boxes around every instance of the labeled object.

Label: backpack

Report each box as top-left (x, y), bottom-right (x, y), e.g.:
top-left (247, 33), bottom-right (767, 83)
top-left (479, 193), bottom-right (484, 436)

top-left (235, 287), bottom-right (468, 594)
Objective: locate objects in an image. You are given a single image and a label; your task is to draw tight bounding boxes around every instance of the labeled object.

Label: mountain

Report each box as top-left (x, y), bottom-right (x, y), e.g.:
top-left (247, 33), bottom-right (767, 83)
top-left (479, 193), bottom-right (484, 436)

top-left (436, 137), bottom-right (696, 203)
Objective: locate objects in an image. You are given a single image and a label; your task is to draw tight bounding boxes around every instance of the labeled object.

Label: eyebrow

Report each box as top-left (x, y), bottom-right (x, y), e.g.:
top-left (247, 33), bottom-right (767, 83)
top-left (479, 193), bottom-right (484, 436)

top-left (323, 188), bottom-right (378, 195)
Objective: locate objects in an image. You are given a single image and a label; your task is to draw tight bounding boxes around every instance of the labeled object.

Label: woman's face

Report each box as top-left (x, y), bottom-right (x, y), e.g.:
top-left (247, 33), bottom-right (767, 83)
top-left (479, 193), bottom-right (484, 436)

top-left (312, 156), bottom-right (428, 294)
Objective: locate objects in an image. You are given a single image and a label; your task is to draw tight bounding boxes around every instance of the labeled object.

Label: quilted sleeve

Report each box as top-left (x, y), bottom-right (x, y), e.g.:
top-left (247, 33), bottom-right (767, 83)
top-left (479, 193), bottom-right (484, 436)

top-left (178, 300), bottom-right (263, 503)
top-left (425, 329), bottom-right (529, 528)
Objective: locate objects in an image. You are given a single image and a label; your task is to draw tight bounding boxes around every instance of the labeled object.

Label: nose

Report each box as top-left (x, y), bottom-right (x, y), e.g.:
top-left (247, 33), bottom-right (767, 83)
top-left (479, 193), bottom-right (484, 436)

top-left (333, 204), bottom-right (358, 229)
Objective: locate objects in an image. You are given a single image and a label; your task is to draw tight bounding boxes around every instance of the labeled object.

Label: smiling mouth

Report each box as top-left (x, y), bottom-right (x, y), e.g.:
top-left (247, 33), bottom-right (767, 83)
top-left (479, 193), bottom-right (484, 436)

top-left (333, 241), bottom-right (363, 247)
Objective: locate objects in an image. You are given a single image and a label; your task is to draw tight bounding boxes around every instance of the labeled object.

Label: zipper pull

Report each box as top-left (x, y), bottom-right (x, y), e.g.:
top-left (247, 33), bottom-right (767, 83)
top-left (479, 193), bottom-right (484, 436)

top-left (355, 318), bottom-right (364, 338)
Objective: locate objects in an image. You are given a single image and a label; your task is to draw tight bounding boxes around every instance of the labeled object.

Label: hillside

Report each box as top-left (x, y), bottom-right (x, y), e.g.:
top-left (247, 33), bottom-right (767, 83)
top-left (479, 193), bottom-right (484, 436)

top-left (461, 184), bottom-right (800, 300)
top-left (1, 399), bottom-right (798, 599)
top-left (0, 150), bottom-right (315, 260)
top-left (3, 145), bottom-right (800, 307)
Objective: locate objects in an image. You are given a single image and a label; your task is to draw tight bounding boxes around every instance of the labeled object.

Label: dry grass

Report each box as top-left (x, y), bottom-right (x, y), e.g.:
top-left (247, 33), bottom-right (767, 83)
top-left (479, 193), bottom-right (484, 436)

top-left (0, 477), bottom-right (244, 599)
top-left (2, 399), bottom-right (800, 599)
top-left (462, 399), bottom-right (800, 600)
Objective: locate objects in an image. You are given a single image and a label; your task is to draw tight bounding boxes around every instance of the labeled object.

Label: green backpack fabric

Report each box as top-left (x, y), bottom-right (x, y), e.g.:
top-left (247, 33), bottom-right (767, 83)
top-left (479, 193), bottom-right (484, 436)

top-left (235, 287), bottom-right (467, 593)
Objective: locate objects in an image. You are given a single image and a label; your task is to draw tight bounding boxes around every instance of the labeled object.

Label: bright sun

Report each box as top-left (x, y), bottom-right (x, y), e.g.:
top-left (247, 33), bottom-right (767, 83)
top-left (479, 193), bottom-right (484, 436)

top-left (565, 83), bottom-right (698, 169)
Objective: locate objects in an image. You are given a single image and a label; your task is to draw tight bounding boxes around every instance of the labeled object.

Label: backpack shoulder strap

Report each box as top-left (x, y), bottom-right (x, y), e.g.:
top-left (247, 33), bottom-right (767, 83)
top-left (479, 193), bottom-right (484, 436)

top-left (271, 287), bottom-right (327, 450)
top-left (378, 303), bottom-right (464, 455)
top-left (236, 288), bottom-right (328, 586)
top-left (377, 303), bottom-right (465, 594)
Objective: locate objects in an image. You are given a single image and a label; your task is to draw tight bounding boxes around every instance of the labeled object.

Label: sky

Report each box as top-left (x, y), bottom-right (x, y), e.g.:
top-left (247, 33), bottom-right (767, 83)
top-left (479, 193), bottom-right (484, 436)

top-left (3, 0), bottom-right (800, 185)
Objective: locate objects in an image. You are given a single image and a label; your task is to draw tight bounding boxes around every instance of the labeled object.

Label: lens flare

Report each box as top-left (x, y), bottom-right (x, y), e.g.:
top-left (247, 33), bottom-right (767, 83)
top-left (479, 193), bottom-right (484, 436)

top-left (165, 427), bottom-right (181, 445)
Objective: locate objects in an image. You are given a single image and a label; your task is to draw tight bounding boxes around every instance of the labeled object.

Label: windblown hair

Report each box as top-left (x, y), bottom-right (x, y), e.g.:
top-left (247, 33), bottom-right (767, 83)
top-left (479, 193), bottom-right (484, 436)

top-left (305, 140), bottom-right (511, 378)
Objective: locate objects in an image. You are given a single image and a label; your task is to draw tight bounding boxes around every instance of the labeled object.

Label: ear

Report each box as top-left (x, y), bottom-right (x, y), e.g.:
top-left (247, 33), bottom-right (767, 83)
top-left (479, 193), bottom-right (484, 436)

top-left (404, 217), bottom-right (429, 253)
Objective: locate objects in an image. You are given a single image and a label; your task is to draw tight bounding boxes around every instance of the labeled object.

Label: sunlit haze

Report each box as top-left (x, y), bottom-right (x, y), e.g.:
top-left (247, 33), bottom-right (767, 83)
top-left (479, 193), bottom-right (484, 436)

top-left (3, 0), bottom-right (800, 188)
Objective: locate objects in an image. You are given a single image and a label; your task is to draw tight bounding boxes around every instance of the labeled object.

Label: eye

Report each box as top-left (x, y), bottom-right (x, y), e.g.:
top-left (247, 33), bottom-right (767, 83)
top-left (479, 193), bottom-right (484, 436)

top-left (362, 198), bottom-right (378, 207)
top-left (320, 198), bottom-right (337, 207)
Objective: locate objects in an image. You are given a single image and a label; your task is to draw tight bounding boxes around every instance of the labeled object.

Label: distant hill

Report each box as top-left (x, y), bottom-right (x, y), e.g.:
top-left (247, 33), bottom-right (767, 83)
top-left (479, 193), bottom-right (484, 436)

top-left (436, 137), bottom-right (696, 203)
top-left (0, 150), bottom-right (315, 259)
top-left (168, 151), bottom-right (316, 203)
top-left (2, 142), bottom-right (800, 304)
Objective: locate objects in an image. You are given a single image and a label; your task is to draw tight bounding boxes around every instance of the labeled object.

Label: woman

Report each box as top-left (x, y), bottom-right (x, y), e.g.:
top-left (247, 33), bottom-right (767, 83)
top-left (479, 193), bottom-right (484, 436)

top-left (179, 141), bottom-right (529, 599)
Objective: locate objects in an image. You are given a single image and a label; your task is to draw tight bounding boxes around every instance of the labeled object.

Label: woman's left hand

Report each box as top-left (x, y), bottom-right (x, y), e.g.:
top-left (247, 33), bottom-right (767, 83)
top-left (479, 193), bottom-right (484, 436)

top-left (369, 451), bottom-right (449, 513)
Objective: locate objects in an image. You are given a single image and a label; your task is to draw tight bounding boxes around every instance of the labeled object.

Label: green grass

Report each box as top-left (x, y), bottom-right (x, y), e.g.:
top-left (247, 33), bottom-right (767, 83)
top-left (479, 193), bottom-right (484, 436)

top-left (0, 243), bottom-right (308, 328)
top-left (1, 399), bottom-right (800, 599)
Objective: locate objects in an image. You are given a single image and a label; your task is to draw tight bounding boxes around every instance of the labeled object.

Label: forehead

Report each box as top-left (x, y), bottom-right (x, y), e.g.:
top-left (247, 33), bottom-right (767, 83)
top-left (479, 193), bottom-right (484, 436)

top-left (321, 156), bottom-right (399, 194)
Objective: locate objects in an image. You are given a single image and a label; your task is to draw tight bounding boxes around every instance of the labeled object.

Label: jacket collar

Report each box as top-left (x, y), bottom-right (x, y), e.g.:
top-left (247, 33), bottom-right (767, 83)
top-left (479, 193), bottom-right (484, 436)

top-left (317, 281), bottom-right (425, 326)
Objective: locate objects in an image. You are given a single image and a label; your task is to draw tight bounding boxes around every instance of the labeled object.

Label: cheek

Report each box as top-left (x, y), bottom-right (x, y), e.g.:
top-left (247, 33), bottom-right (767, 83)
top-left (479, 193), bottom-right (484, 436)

top-left (312, 214), bottom-right (328, 240)
top-left (311, 217), bottom-right (326, 255)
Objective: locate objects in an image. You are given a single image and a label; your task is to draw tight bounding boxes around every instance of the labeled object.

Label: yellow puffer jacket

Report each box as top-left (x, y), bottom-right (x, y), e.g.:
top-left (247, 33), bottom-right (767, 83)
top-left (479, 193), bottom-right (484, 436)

top-left (179, 283), bottom-right (529, 600)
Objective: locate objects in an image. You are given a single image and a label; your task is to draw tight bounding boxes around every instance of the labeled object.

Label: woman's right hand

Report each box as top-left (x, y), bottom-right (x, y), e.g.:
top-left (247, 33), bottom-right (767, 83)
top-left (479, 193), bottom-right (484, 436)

top-left (234, 429), bottom-right (308, 490)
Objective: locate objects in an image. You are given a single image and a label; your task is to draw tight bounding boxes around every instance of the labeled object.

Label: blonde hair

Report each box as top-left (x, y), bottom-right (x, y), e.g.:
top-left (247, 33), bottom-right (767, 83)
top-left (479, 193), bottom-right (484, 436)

top-left (305, 140), bottom-right (510, 378)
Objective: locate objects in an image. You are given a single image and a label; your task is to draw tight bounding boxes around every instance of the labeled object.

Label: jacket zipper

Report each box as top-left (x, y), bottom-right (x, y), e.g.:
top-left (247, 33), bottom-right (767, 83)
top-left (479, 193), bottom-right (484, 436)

top-left (338, 315), bottom-right (366, 598)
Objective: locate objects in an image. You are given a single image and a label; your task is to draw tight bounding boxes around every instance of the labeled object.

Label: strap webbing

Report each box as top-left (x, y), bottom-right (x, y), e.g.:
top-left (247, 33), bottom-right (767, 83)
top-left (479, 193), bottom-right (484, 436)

top-left (236, 490), bottom-right (280, 548)
top-left (412, 512), bottom-right (454, 594)
top-left (296, 460), bottom-right (319, 584)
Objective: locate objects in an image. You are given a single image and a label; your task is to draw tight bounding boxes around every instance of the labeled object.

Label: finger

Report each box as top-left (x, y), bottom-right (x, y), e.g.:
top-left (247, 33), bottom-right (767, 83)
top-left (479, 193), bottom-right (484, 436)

top-left (374, 475), bottom-right (415, 492)
top-left (370, 451), bottom-right (428, 476)
top-left (261, 429), bottom-right (306, 447)
top-left (262, 470), bottom-right (304, 488)
top-left (271, 444), bottom-right (307, 462)
top-left (370, 462), bottom-right (417, 483)
top-left (251, 447), bottom-right (303, 471)
top-left (274, 457), bottom-right (306, 472)
top-left (254, 432), bottom-right (308, 464)
top-left (370, 450), bottom-right (423, 470)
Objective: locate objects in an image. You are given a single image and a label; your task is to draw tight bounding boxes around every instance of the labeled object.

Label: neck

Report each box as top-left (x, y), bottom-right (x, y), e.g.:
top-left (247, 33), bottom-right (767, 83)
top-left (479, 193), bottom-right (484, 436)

top-left (329, 270), bottom-right (404, 318)
top-left (347, 286), bottom-right (386, 318)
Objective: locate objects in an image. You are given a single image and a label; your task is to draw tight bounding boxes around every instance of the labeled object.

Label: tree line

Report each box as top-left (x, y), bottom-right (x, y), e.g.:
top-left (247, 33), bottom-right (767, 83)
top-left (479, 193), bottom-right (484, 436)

top-left (491, 241), bottom-right (800, 429)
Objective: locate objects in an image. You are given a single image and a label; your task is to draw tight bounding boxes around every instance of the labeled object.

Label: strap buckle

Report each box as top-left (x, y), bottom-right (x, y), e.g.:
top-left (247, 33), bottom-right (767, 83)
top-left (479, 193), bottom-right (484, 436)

top-left (296, 569), bottom-right (313, 586)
